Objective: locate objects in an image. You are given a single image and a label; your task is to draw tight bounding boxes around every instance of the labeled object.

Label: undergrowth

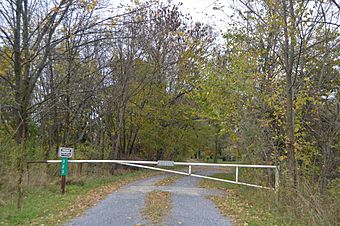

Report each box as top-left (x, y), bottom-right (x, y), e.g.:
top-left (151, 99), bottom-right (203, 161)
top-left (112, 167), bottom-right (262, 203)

top-left (0, 169), bottom-right (157, 225)
top-left (200, 172), bottom-right (339, 225)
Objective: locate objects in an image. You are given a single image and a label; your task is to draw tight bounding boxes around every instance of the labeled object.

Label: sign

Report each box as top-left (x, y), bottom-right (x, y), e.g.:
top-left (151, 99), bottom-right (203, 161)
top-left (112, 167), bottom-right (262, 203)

top-left (61, 157), bottom-right (68, 176)
top-left (58, 147), bottom-right (73, 194)
top-left (157, 160), bottom-right (174, 167)
top-left (58, 147), bottom-right (74, 158)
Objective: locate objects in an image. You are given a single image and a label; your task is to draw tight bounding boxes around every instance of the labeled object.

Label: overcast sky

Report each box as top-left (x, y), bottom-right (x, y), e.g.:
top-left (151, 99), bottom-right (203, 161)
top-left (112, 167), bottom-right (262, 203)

top-left (112, 0), bottom-right (234, 33)
top-left (170, 0), bottom-right (233, 32)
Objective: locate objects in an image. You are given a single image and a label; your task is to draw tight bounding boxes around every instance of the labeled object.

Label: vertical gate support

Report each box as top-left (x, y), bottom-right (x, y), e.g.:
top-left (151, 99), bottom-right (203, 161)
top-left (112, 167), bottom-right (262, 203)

top-left (188, 165), bottom-right (192, 176)
top-left (235, 166), bottom-right (239, 182)
top-left (275, 166), bottom-right (279, 192)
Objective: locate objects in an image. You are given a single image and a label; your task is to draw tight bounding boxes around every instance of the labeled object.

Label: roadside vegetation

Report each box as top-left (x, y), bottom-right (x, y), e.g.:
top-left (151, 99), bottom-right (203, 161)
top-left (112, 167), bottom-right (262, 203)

top-left (200, 173), bottom-right (339, 225)
top-left (142, 190), bottom-right (172, 225)
top-left (0, 169), bottom-right (157, 225)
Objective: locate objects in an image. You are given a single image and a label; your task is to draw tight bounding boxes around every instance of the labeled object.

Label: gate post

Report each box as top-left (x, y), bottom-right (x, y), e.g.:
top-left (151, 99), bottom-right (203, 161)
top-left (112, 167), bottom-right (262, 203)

top-left (235, 166), bottom-right (239, 182)
top-left (274, 166), bottom-right (279, 192)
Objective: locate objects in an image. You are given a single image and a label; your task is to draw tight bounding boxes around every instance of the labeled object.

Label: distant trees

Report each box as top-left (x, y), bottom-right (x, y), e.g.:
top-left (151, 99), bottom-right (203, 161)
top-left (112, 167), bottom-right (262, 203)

top-left (100, 2), bottom-right (215, 160)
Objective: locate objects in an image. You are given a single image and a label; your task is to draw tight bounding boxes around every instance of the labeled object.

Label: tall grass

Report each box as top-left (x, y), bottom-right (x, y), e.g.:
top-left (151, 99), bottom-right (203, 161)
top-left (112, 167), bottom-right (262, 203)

top-left (201, 169), bottom-right (339, 225)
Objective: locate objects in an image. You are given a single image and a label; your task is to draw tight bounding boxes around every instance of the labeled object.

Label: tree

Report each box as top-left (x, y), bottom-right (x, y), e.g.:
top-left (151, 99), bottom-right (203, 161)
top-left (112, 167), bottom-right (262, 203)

top-left (226, 0), bottom-right (339, 191)
top-left (0, 0), bottom-right (105, 209)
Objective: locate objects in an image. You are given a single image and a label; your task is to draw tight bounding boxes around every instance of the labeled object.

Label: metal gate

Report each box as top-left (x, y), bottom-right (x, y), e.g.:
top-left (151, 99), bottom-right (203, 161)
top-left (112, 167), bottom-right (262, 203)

top-left (45, 160), bottom-right (279, 190)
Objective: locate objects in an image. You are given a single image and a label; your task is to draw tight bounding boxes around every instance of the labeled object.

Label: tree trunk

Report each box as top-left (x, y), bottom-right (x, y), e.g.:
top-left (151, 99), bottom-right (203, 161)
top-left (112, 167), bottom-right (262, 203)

top-left (14, 0), bottom-right (23, 142)
top-left (320, 141), bottom-right (332, 196)
top-left (214, 133), bottom-right (219, 163)
top-left (286, 77), bottom-right (297, 188)
top-left (100, 130), bottom-right (105, 159)
top-left (17, 122), bottom-right (25, 210)
top-left (282, 0), bottom-right (297, 189)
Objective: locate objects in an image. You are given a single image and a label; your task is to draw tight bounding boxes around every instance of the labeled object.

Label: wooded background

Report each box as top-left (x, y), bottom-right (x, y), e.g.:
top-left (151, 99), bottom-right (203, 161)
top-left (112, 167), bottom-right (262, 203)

top-left (0, 0), bottom-right (339, 219)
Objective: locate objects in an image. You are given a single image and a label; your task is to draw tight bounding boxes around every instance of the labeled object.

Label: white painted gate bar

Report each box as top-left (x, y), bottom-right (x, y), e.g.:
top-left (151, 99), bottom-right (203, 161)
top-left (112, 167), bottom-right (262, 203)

top-left (44, 159), bottom-right (279, 190)
top-left (46, 160), bottom-right (159, 164)
top-left (46, 159), bottom-right (276, 168)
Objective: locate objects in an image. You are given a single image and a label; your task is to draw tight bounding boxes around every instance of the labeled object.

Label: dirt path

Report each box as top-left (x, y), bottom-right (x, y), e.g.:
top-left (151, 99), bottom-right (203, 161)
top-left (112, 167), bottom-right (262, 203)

top-left (66, 170), bottom-right (232, 226)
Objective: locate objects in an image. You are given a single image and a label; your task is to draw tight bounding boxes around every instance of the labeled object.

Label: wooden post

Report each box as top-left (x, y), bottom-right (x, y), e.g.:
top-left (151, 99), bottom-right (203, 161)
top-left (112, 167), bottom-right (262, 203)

top-left (61, 175), bottom-right (66, 194)
top-left (80, 163), bottom-right (83, 175)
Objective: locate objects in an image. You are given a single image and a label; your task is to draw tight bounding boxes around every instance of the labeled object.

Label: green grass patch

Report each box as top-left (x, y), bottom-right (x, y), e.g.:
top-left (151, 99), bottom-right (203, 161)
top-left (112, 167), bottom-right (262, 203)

top-left (0, 170), bottom-right (157, 225)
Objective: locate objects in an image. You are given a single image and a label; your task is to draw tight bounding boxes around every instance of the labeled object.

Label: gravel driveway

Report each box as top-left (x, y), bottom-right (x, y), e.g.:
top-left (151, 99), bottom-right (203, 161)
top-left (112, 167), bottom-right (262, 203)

top-left (66, 169), bottom-right (232, 226)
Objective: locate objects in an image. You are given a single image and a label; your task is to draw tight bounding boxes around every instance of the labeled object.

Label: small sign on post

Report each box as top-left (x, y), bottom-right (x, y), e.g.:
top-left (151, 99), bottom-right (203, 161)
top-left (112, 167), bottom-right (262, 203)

top-left (58, 147), bottom-right (74, 194)
top-left (58, 147), bottom-right (74, 158)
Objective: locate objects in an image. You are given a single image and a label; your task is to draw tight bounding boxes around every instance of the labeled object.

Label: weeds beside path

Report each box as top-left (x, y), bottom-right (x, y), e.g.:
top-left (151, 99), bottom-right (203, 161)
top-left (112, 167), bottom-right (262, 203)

top-left (199, 173), bottom-right (339, 226)
top-left (0, 170), bottom-right (158, 225)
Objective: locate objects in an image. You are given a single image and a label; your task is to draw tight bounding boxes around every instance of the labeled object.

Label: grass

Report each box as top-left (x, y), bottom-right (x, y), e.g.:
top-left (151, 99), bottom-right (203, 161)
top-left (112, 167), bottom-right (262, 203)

top-left (142, 190), bottom-right (172, 224)
top-left (154, 175), bottom-right (183, 186)
top-left (199, 173), bottom-right (286, 225)
top-left (199, 173), bottom-right (339, 226)
top-left (0, 169), bottom-right (158, 225)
